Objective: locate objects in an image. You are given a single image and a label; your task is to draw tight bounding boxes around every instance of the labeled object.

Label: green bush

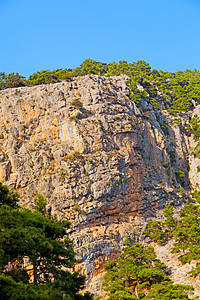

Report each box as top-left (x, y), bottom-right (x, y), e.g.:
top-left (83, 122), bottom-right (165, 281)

top-left (103, 243), bottom-right (193, 299)
top-left (191, 114), bottom-right (200, 142)
top-left (0, 182), bottom-right (93, 299)
top-left (169, 150), bottom-right (176, 163)
top-left (73, 204), bottom-right (81, 212)
top-left (71, 99), bottom-right (83, 109)
top-left (175, 171), bottom-right (185, 184)
top-left (191, 189), bottom-right (200, 203)
top-left (160, 121), bottom-right (169, 134)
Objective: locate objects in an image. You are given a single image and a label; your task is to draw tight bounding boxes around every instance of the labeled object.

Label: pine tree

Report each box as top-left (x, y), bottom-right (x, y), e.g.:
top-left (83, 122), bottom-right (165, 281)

top-left (103, 244), bottom-right (192, 299)
top-left (0, 182), bottom-right (93, 299)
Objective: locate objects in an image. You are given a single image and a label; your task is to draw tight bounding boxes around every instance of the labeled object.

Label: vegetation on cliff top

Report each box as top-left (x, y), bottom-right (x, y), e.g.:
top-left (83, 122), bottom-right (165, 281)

top-left (0, 182), bottom-right (92, 300)
top-left (1, 59), bottom-right (200, 115)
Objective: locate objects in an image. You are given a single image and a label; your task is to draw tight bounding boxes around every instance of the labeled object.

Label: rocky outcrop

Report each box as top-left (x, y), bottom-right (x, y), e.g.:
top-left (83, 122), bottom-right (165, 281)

top-left (189, 105), bottom-right (200, 191)
top-left (0, 75), bottom-right (199, 296)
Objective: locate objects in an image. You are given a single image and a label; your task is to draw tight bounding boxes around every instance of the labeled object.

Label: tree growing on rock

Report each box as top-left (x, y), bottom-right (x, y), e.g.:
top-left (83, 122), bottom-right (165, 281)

top-left (103, 243), bottom-right (193, 299)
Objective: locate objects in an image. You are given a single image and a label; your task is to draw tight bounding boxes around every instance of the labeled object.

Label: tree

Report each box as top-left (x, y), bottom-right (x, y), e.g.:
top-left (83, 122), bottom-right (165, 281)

top-left (144, 281), bottom-right (193, 300)
top-left (0, 72), bottom-right (6, 90)
top-left (145, 204), bottom-right (176, 244)
top-left (145, 220), bottom-right (164, 244)
top-left (103, 244), bottom-right (193, 299)
top-left (26, 70), bottom-right (59, 86)
top-left (172, 203), bottom-right (200, 266)
top-left (0, 182), bottom-right (19, 208)
top-left (190, 114), bottom-right (200, 142)
top-left (146, 199), bottom-right (200, 279)
top-left (34, 194), bottom-right (47, 215)
top-left (163, 204), bottom-right (177, 236)
top-left (4, 73), bottom-right (25, 88)
top-left (0, 182), bottom-right (93, 299)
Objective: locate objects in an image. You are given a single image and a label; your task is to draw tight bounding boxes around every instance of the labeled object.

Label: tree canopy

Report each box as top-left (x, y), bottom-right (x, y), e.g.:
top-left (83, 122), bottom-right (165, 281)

top-left (103, 243), bottom-right (193, 299)
top-left (1, 59), bottom-right (200, 115)
top-left (146, 197), bottom-right (200, 278)
top-left (0, 183), bottom-right (93, 300)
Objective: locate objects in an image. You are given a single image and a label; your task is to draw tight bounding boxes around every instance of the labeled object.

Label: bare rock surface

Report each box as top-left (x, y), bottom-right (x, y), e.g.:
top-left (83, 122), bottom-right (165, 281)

top-left (0, 74), bottom-right (200, 296)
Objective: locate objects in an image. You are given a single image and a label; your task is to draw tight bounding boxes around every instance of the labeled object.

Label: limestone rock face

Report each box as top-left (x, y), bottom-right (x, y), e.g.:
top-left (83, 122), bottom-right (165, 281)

top-left (189, 105), bottom-right (200, 191)
top-left (0, 75), bottom-right (199, 295)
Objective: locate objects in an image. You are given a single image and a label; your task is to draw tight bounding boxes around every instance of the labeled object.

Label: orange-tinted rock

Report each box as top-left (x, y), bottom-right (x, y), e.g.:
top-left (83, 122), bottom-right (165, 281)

top-left (0, 74), bottom-right (199, 296)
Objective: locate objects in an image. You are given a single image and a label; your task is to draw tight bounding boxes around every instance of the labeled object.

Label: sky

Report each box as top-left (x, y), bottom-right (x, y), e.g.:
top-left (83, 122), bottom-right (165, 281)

top-left (0, 0), bottom-right (200, 78)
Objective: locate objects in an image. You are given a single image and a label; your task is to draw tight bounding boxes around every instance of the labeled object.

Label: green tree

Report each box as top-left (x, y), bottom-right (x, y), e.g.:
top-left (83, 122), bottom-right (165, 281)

top-left (145, 220), bottom-right (165, 244)
top-left (144, 281), bottom-right (193, 299)
top-left (146, 199), bottom-right (200, 278)
top-left (0, 182), bottom-right (19, 208)
top-left (2, 59), bottom-right (200, 116)
top-left (163, 204), bottom-right (176, 237)
top-left (4, 73), bottom-right (25, 89)
top-left (172, 203), bottom-right (200, 266)
top-left (0, 182), bottom-right (93, 299)
top-left (103, 244), bottom-right (192, 299)
top-left (145, 204), bottom-right (176, 244)
top-left (26, 70), bottom-right (59, 86)
top-left (34, 194), bottom-right (47, 215)
top-left (190, 114), bottom-right (200, 142)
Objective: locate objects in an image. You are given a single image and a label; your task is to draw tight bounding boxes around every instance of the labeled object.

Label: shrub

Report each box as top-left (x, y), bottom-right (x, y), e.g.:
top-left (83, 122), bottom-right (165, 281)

top-left (191, 189), bottom-right (200, 203)
top-left (169, 150), bottom-right (176, 163)
top-left (175, 171), bottom-right (185, 184)
top-left (160, 121), bottom-right (169, 134)
top-left (73, 204), bottom-right (81, 212)
top-left (71, 99), bottom-right (83, 109)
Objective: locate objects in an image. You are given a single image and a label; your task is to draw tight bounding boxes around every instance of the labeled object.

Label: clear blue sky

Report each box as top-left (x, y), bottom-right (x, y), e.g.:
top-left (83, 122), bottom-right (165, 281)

top-left (0, 0), bottom-right (200, 78)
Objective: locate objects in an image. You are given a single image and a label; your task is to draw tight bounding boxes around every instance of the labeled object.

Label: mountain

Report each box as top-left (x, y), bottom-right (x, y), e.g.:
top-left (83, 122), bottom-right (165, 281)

top-left (0, 66), bottom-right (200, 297)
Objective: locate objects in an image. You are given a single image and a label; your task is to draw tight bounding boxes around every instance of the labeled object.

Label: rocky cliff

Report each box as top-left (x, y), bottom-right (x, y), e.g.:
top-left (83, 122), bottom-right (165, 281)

top-left (0, 75), bottom-right (199, 296)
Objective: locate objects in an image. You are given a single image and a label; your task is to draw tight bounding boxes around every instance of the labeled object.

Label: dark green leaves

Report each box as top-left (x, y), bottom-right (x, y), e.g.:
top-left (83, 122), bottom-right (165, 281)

top-left (0, 182), bottom-right (93, 299)
top-left (0, 182), bottom-right (19, 208)
top-left (103, 244), bottom-right (192, 299)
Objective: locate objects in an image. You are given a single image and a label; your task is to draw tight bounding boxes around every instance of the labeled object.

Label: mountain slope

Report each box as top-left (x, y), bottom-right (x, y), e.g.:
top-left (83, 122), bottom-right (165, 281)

top-left (0, 74), bottom-right (199, 296)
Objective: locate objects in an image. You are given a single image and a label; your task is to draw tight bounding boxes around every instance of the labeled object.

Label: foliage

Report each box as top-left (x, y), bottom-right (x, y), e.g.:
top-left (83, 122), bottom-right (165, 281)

top-left (175, 171), bottom-right (185, 185)
top-left (26, 70), bottom-right (59, 86)
top-left (0, 72), bottom-right (25, 89)
top-left (191, 189), bottom-right (200, 203)
top-left (103, 244), bottom-right (192, 299)
top-left (123, 235), bottom-right (131, 246)
top-left (146, 199), bottom-right (200, 277)
top-left (168, 150), bottom-right (176, 163)
top-left (171, 203), bottom-right (200, 266)
top-left (190, 114), bottom-right (200, 157)
top-left (145, 221), bottom-right (165, 245)
top-left (0, 182), bottom-right (19, 208)
top-left (163, 204), bottom-right (177, 235)
top-left (73, 204), bottom-right (81, 212)
top-left (144, 281), bottom-right (193, 299)
top-left (71, 99), bottom-right (83, 109)
top-left (190, 114), bottom-right (200, 142)
top-left (145, 204), bottom-right (176, 244)
top-left (160, 121), bottom-right (169, 135)
top-left (34, 194), bottom-right (47, 215)
top-left (0, 182), bottom-right (93, 299)
top-left (1, 59), bottom-right (200, 116)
